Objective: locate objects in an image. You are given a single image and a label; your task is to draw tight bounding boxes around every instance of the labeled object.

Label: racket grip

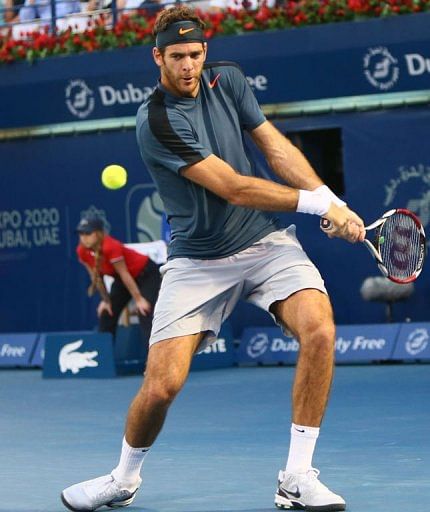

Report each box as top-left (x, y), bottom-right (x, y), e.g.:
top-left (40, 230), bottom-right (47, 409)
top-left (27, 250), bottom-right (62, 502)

top-left (320, 218), bottom-right (332, 231)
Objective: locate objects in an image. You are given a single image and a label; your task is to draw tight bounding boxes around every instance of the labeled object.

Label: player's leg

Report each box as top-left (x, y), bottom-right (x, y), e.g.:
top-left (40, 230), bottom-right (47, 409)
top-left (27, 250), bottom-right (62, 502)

top-left (61, 332), bottom-right (204, 512)
top-left (242, 228), bottom-right (345, 511)
top-left (124, 332), bottom-right (203, 448)
top-left (271, 291), bottom-right (344, 512)
top-left (62, 255), bottom-right (242, 512)
top-left (270, 289), bottom-right (335, 428)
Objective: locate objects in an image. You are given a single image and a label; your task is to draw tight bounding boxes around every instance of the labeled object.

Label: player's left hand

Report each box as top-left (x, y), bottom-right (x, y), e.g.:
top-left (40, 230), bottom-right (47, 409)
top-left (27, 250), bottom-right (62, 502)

top-left (323, 205), bottom-right (365, 243)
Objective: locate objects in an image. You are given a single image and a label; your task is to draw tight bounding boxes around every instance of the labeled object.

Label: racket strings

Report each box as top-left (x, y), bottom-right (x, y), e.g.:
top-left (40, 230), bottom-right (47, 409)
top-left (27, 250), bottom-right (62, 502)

top-left (379, 213), bottom-right (422, 279)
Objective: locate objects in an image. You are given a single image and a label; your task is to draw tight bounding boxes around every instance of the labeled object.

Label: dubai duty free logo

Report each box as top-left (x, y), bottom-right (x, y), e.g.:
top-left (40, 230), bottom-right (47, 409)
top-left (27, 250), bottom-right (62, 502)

top-left (246, 333), bottom-right (270, 358)
top-left (363, 47), bottom-right (399, 91)
top-left (65, 79), bottom-right (95, 119)
top-left (405, 328), bottom-right (429, 356)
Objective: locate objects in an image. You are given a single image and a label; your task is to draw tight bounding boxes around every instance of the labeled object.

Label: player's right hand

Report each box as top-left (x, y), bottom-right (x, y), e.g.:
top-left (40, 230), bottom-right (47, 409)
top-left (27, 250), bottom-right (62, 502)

top-left (323, 204), bottom-right (365, 243)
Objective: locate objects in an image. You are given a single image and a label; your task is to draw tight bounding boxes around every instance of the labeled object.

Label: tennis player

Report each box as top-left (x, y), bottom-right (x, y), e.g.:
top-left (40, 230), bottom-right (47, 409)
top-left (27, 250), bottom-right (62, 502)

top-left (62, 6), bottom-right (365, 512)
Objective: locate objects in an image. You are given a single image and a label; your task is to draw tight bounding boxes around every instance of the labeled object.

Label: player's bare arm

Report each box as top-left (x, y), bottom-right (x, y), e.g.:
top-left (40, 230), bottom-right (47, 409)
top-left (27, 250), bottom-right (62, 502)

top-left (182, 154), bottom-right (300, 211)
top-left (182, 154), bottom-right (364, 243)
top-left (251, 121), bottom-right (323, 190)
top-left (251, 121), bottom-right (365, 242)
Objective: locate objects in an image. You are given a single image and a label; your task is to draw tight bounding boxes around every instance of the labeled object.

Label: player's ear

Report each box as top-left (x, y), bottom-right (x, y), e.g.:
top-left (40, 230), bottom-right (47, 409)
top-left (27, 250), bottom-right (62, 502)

top-left (153, 46), bottom-right (163, 67)
top-left (202, 42), bottom-right (208, 60)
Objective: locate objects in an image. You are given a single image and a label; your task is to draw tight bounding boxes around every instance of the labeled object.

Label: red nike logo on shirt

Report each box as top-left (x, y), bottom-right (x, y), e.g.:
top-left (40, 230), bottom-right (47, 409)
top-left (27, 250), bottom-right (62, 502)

top-left (209, 73), bottom-right (221, 89)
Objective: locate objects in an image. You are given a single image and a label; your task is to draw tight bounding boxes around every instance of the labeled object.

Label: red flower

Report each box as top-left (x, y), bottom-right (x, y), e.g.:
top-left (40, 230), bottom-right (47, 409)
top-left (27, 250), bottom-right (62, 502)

top-left (1, 3), bottom-right (428, 65)
top-left (255, 5), bottom-right (271, 22)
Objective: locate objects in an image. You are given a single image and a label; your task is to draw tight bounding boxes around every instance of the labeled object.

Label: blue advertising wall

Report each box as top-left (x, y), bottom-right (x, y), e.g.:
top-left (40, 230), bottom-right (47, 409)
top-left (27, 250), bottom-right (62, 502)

top-left (2, 321), bottom-right (428, 370)
top-left (1, 107), bottom-right (429, 335)
top-left (0, 130), bottom-right (160, 332)
top-left (1, 13), bottom-right (430, 128)
top-left (1, 14), bottom-right (430, 335)
top-left (237, 322), bottom-right (430, 365)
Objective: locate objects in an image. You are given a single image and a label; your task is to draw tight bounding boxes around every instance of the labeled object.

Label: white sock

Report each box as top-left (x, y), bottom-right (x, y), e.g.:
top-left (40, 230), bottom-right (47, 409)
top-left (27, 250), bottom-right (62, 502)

top-left (285, 423), bottom-right (319, 474)
top-left (111, 437), bottom-right (150, 486)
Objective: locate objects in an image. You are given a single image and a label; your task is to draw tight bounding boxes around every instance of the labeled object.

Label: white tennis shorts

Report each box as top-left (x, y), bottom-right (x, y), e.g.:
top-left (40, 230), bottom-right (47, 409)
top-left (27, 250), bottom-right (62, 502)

top-left (150, 226), bottom-right (326, 351)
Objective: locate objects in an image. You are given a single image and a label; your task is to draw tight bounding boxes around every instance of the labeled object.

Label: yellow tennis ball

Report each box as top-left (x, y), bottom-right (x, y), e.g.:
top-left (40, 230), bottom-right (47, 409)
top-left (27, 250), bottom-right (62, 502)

top-left (101, 165), bottom-right (127, 190)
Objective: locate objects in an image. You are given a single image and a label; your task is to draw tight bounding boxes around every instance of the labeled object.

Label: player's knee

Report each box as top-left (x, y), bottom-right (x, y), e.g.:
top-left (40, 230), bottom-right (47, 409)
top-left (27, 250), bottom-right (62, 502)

top-left (142, 380), bottom-right (182, 406)
top-left (300, 322), bottom-right (335, 355)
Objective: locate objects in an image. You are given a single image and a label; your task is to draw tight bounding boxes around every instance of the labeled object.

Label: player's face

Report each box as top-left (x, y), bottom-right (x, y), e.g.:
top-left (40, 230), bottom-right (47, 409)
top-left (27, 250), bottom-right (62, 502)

top-left (79, 232), bottom-right (99, 249)
top-left (153, 42), bottom-right (207, 98)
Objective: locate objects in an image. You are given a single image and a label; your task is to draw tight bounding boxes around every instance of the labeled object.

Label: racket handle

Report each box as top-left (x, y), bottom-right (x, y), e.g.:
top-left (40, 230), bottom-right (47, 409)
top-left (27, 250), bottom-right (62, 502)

top-left (320, 218), bottom-right (332, 231)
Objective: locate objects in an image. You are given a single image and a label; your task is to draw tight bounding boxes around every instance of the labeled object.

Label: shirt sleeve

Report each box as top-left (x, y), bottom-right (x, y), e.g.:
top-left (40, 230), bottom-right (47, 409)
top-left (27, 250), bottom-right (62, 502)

top-left (103, 237), bottom-right (125, 264)
top-left (138, 102), bottom-right (211, 175)
top-left (229, 66), bottom-right (266, 131)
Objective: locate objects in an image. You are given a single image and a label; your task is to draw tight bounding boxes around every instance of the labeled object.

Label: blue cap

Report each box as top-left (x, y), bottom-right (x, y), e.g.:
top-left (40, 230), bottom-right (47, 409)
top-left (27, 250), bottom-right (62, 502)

top-left (76, 214), bottom-right (104, 234)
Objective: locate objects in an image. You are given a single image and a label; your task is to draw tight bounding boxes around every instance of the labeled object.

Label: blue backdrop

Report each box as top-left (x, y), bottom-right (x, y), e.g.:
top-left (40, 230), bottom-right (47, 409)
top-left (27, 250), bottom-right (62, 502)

top-left (1, 107), bottom-right (429, 335)
top-left (1, 13), bottom-right (430, 128)
top-left (1, 13), bottom-right (430, 336)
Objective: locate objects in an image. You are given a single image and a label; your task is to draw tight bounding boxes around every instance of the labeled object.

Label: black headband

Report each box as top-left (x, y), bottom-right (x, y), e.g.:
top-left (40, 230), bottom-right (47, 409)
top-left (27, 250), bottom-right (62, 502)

top-left (155, 21), bottom-right (205, 49)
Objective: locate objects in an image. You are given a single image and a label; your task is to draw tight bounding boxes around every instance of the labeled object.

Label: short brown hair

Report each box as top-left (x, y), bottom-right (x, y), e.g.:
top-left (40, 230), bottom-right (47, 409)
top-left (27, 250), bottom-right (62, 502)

top-left (153, 6), bottom-right (205, 37)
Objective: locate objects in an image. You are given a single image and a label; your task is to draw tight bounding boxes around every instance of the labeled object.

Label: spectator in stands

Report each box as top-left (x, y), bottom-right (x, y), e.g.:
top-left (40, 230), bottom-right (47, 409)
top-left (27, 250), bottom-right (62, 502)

top-left (76, 213), bottom-right (161, 346)
top-left (113, 0), bottom-right (168, 17)
top-left (85, 0), bottom-right (106, 12)
top-left (2, 0), bottom-right (24, 23)
top-left (208, 0), bottom-right (275, 12)
top-left (0, 0), bottom-right (5, 24)
top-left (19, 0), bottom-right (81, 22)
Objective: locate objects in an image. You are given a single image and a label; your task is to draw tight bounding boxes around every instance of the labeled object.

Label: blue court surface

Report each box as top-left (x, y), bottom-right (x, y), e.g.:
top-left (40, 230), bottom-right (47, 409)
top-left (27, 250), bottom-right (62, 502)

top-left (1, 364), bottom-right (429, 512)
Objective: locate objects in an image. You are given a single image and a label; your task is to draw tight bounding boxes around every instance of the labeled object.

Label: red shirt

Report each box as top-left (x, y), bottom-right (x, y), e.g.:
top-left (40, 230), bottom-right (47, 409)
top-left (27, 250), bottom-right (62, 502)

top-left (77, 235), bottom-right (149, 278)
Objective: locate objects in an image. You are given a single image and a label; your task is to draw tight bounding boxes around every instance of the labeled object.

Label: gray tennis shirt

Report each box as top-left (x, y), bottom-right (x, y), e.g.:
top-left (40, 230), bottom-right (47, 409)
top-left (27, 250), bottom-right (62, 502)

top-left (136, 61), bottom-right (279, 259)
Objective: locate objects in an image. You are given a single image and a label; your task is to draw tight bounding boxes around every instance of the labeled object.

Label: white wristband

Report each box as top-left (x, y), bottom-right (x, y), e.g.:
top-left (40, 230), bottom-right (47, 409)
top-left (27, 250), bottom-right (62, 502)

top-left (315, 185), bottom-right (346, 208)
top-left (297, 189), bottom-right (331, 216)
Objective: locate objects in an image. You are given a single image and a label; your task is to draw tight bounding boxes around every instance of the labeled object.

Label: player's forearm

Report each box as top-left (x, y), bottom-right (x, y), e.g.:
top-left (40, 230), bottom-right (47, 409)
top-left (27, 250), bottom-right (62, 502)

top-left (230, 175), bottom-right (300, 211)
top-left (252, 121), bottom-right (322, 190)
top-left (268, 142), bottom-right (323, 190)
top-left (231, 176), bottom-right (347, 218)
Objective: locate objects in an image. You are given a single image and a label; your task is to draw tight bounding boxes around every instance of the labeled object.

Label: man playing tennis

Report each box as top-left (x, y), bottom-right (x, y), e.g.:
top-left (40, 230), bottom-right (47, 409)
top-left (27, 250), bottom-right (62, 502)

top-left (62, 6), bottom-right (365, 511)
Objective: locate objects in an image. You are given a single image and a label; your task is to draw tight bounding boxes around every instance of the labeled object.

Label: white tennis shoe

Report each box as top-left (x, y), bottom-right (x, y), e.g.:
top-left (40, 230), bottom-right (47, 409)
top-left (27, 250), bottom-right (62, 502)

top-left (61, 473), bottom-right (141, 511)
top-left (274, 468), bottom-right (345, 511)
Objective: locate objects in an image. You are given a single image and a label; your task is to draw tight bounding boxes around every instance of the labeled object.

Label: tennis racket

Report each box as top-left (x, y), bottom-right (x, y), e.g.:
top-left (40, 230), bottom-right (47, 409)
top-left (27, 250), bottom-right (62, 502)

top-left (320, 208), bottom-right (426, 284)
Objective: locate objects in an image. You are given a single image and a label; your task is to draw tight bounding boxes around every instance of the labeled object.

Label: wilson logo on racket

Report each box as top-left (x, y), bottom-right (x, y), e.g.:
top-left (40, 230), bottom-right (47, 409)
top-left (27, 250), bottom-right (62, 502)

top-left (321, 208), bottom-right (426, 284)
